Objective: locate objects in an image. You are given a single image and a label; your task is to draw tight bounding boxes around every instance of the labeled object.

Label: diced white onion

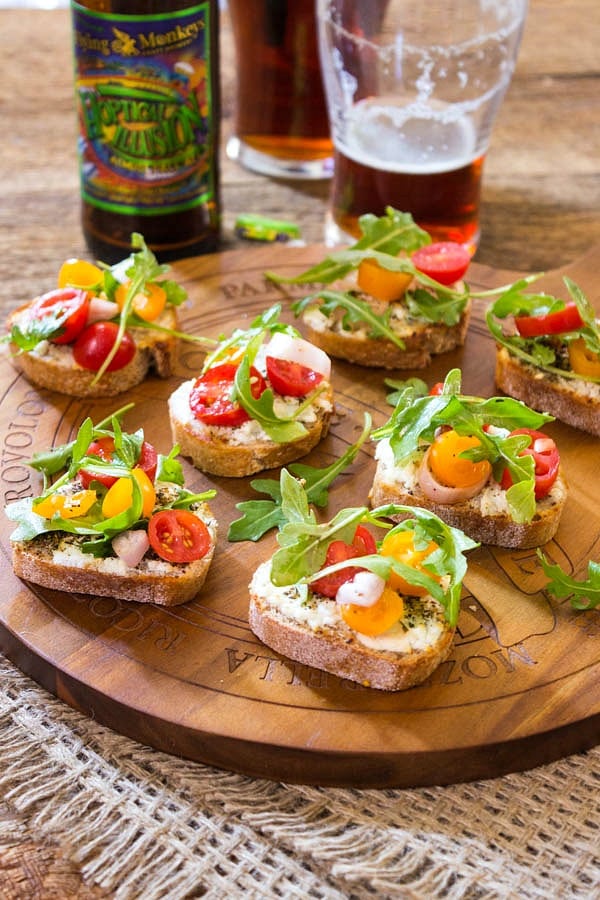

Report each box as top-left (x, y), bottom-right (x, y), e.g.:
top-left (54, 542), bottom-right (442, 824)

top-left (533, 437), bottom-right (554, 453)
top-left (336, 571), bottom-right (385, 607)
top-left (112, 529), bottom-right (150, 568)
top-left (87, 297), bottom-right (120, 324)
top-left (265, 332), bottom-right (331, 380)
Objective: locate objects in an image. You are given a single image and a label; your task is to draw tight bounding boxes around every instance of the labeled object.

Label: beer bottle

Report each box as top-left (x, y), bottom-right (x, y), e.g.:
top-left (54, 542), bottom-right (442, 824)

top-left (70, 0), bottom-right (221, 263)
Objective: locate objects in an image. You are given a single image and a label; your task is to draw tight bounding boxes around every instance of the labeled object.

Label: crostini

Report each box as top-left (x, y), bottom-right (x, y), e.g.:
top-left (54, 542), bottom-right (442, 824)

top-left (169, 304), bottom-right (334, 477)
top-left (487, 276), bottom-right (600, 436)
top-left (369, 369), bottom-right (568, 549)
top-left (249, 470), bottom-right (478, 691)
top-left (5, 408), bottom-right (217, 606)
top-left (267, 207), bottom-right (475, 369)
top-left (4, 233), bottom-right (197, 398)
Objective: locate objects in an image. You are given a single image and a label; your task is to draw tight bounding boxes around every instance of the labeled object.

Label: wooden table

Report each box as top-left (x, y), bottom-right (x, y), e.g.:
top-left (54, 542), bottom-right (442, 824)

top-left (1, 2), bottom-right (599, 896)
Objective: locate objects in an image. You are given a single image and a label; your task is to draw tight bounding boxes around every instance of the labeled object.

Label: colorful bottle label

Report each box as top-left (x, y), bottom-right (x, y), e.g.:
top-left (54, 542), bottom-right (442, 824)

top-left (71, 2), bottom-right (215, 216)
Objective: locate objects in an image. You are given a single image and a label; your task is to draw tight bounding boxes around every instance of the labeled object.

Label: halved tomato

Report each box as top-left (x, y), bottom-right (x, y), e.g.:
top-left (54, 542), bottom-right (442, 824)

top-left (266, 356), bottom-right (323, 397)
top-left (500, 428), bottom-right (560, 499)
top-left (78, 437), bottom-right (158, 490)
top-left (310, 525), bottom-right (376, 598)
top-left (515, 302), bottom-right (584, 337)
top-left (148, 508), bottom-right (212, 563)
top-left (357, 259), bottom-right (413, 302)
top-left (568, 337), bottom-right (600, 378)
top-left (73, 322), bottom-right (136, 372)
top-left (412, 241), bottom-right (471, 285)
top-left (189, 362), bottom-right (266, 427)
top-left (30, 288), bottom-right (90, 344)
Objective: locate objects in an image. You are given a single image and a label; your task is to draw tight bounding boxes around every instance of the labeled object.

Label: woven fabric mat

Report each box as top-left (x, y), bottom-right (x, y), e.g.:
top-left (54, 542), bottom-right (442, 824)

top-left (1, 654), bottom-right (599, 900)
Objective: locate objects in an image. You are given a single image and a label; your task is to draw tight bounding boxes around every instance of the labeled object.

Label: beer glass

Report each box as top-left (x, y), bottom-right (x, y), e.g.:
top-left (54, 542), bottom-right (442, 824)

top-left (317, 0), bottom-right (528, 248)
top-left (227, 0), bottom-right (334, 179)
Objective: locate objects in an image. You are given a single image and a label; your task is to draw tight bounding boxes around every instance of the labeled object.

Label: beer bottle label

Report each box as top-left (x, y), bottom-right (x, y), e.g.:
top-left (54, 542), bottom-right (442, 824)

top-left (71, 2), bottom-right (216, 217)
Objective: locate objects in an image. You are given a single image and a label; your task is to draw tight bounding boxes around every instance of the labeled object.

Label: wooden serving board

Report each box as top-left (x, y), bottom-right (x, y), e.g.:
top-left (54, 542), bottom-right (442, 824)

top-left (1, 244), bottom-right (599, 789)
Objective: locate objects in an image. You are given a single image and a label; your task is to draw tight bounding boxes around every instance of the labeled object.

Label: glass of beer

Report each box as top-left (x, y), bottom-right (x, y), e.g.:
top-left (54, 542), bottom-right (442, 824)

top-left (227, 0), bottom-right (334, 180)
top-left (316, 0), bottom-right (528, 249)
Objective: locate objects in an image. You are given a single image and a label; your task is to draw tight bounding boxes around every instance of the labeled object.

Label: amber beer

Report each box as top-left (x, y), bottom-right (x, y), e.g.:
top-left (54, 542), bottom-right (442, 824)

top-left (329, 101), bottom-right (484, 248)
top-left (228, 0), bottom-right (332, 176)
top-left (71, 0), bottom-right (221, 263)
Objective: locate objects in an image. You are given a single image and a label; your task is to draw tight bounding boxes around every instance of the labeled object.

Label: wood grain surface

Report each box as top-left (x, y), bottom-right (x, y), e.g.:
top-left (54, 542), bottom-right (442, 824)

top-left (1, 243), bottom-right (599, 788)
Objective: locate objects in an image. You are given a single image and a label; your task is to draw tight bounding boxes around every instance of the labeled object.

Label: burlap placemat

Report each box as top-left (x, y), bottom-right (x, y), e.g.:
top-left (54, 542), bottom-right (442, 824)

top-left (1, 653), bottom-right (599, 900)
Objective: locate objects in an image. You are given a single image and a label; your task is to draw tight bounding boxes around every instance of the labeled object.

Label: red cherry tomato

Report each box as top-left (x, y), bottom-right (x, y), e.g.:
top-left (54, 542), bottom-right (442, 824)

top-left (412, 242), bottom-right (471, 286)
top-left (30, 288), bottom-right (90, 344)
top-left (73, 322), bottom-right (136, 372)
top-left (310, 525), bottom-right (376, 599)
top-left (515, 302), bottom-right (584, 338)
top-left (78, 437), bottom-right (158, 489)
top-left (189, 362), bottom-right (266, 427)
top-left (148, 508), bottom-right (212, 563)
top-left (429, 382), bottom-right (445, 395)
top-left (266, 356), bottom-right (324, 397)
top-left (500, 429), bottom-right (560, 499)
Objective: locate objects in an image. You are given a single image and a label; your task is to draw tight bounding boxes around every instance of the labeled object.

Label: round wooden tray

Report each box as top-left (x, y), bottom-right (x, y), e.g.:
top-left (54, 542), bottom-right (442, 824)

top-left (1, 244), bottom-right (599, 788)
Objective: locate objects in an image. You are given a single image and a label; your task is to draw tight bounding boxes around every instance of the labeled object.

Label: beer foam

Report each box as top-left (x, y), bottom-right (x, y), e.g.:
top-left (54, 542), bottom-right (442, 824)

top-left (338, 98), bottom-right (479, 175)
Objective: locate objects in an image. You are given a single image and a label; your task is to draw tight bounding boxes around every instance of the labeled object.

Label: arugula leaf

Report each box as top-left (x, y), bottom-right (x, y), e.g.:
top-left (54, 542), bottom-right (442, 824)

top-left (263, 477), bottom-right (478, 625)
top-left (372, 368), bottom-right (553, 524)
top-left (232, 355), bottom-right (310, 443)
top-left (293, 289), bottom-right (407, 349)
top-left (6, 312), bottom-right (67, 351)
top-left (537, 549), bottom-right (600, 610)
top-left (202, 303), bottom-right (298, 372)
top-left (486, 276), bottom-right (600, 383)
top-left (266, 208), bottom-right (430, 285)
top-left (405, 285), bottom-right (469, 326)
top-left (228, 414), bottom-right (372, 541)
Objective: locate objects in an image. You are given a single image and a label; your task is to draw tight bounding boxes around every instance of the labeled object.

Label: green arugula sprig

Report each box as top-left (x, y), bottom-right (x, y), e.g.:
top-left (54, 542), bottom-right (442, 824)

top-left (293, 289), bottom-right (408, 350)
top-left (202, 304), bottom-right (298, 372)
top-left (267, 470), bottom-right (478, 626)
top-left (5, 407), bottom-right (216, 550)
top-left (486, 275), bottom-right (600, 382)
top-left (206, 304), bottom-right (329, 443)
top-left (266, 208), bottom-right (431, 285)
top-left (5, 233), bottom-right (216, 381)
top-left (537, 550), bottom-right (600, 610)
top-left (266, 207), bottom-right (512, 334)
top-left (228, 413), bottom-right (372, 541)
top-left (373, 369), bottom-right (555, 524)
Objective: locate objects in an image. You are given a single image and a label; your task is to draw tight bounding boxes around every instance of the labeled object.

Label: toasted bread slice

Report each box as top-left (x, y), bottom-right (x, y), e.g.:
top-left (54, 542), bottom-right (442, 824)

top-left (300, 299), bottom-right (471, 369)
top-left (11, 501), bottom-right (217, 607)
top-left (495, 346), bottom-right (600, 437)
top-left (169, 379), bottom-right (334, 478)
top-left (369, 441), bottom-right (567, 549)
top-left (249, 561), bottom-right (454, 691)
top-left (6, 306), bottom-right (177, 398)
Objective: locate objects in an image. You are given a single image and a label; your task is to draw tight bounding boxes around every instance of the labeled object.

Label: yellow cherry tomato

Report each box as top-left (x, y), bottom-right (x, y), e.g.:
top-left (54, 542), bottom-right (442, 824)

top-left (568, 337), bottom-right (600, 378)
top-left (58, 258), bottom-right (103, 290)
top-left (101, 468), bottom-right (156, 519)
top-left (428, 429), bottom-right (492, 488)
top-left (356, 259), bottom-right (413, 303)
top-left (34, 490), bottom-right (97, 519)
top-left (115, 280), bottom-right (167, 322)
top-left (340, 586), bottom-right (404, 636)
top-left (379, 529), bottom-right (440, 597)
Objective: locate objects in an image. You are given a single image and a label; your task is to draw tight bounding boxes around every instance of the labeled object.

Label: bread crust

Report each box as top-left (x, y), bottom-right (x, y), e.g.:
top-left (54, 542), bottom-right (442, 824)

top-left (369, 463), bottom-right (568, 549)
top-left (249, 565), bottom-right (455, 691)
top-left (301, 301), bottom-right (471, 369)
top-left (6, 306), bottom-right (177, 398)
top-left (169, 380), bottom-right (334, 477)
top-left (495, 346), bottom-right (600, 436)
top-left (11, 503), bottom-right (216, 606)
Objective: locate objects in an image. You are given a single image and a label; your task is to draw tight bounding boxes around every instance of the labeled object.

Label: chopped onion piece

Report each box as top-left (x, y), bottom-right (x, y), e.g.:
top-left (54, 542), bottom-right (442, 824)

top-left (336, 571), bottom-right (385, 607)
top-left (112, 529), bottom-right (150, 568)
